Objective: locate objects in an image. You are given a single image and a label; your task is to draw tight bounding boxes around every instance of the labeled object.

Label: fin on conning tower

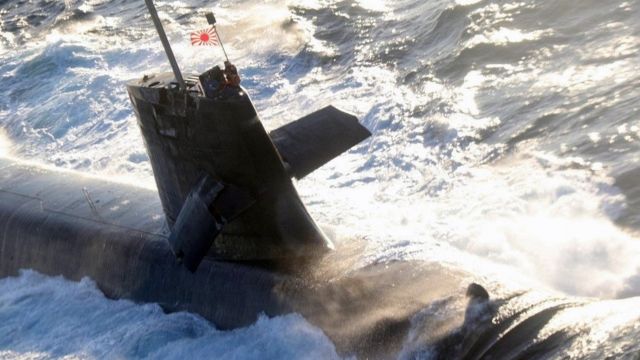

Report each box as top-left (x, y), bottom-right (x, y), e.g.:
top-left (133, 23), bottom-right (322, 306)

top-left (270, 105), bottom-right (371, 180)
top-left (127, 72), bottom-right (371, 271)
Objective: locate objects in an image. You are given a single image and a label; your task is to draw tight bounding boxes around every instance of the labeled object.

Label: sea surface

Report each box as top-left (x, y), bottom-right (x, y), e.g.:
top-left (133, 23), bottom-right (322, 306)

top-left (1, 0), bottom-right (640, 358)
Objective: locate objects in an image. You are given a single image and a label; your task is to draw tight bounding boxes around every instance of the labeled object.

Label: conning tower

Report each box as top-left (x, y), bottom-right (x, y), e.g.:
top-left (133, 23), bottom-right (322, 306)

top-left (126, 2), bottom-right (370, 271)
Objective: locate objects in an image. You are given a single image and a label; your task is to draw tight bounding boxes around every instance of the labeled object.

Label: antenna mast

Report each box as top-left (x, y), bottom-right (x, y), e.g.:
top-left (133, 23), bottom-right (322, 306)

top-left (144, 0), bottom-right (186, 91)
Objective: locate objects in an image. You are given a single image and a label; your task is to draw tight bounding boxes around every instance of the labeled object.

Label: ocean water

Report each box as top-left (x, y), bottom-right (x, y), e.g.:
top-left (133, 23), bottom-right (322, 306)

top-left (1, 0), bottom-right (640, 358)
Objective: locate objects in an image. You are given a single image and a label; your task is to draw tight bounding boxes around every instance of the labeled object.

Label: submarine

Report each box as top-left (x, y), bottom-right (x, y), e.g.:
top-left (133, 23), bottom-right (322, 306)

top-left (1, 1), bottom-right (640, 359)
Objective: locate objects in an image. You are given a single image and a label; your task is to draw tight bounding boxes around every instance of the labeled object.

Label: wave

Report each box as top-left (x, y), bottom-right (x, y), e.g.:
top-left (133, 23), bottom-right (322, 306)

top-left (0, 271), bottom-right (341, 360)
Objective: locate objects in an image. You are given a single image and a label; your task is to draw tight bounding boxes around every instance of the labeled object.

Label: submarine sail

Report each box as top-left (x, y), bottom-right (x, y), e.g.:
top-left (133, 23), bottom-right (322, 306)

top-left (128, 2), bottom-right (370, 271)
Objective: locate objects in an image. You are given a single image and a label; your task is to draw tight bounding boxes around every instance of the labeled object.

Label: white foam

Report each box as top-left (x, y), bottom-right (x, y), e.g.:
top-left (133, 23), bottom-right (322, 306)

top-left (0, 271), bottom-right (341, 360)
top-left (0, 129), bottom-right (11, 157)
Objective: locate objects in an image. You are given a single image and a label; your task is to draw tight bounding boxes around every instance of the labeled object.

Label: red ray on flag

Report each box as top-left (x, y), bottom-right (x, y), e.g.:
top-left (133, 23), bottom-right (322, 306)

top-left (190, 27), bottom-right (219, 46)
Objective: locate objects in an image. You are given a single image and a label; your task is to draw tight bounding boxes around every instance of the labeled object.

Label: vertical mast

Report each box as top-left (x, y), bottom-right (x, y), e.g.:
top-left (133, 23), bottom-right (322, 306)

top-left (144, 0), bottom-right (186, 91)
top-left (205, 12), bottom-right (229, 63)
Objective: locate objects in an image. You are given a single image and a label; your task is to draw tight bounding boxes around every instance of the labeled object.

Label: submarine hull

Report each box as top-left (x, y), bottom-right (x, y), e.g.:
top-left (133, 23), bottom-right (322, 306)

top-left (0, 156), bottom-right (467, 357)
top-left (0, 157), bottom-right (289, 329)
top-left (0, 156), bottom-right (627, 359)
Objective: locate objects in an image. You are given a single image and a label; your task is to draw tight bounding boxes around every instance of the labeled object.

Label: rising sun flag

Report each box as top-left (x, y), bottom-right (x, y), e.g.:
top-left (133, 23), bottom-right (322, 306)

top-left (190, 27), bottom-right (219, 46)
